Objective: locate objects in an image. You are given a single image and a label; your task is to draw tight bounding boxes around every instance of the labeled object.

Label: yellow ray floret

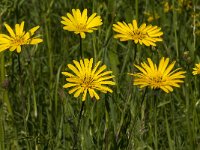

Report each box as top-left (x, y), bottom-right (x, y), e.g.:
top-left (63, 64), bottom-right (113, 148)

top-left (61, 9), bottom-right (103, 38)
top-left (129, 57), bottom-right (186, 93)
top-left (62, 58), bottom-right (115, 101)
top-left (112, 20), bottom-right (163, 46)
top-left (0, 21), bottom-right (43, 53)
top-left (192, 63), bottom-right (200, 75)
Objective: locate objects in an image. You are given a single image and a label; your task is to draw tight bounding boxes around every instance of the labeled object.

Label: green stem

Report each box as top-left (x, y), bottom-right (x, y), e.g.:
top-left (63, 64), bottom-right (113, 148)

top-left (78, 101), bottom-right (85, 128)
top-left (153, 91), bottom-right (158, 150)
top-left (120, 43), bottom-right (131, 75)
top-left (73, 35), bottom-right (85, 149)
top-left (17, 54), bottom-right (25, 111)
top-left (185, 81), bottom-right (194, 148)
top-left (17, 53), bottom-right (26, 122)
top-left (116, 94), bottom-right (131, 140)
top-left (0, 53), bottom-right (13, 116)
top-left (79, 35), bottom-right (84, 59)
top-left (17, 53), bottom-right (28, 145)
top-left (104, 98), bottom-right (109, 149)
top-left (0, 106), bottom-right (5, 150)
top-left (165, 107), bottom-right (173, 150)
top-left (55, 64), bottom-right (63, 116)
top-left (192, 2), bottom-right (196, 59)
top-left (45, 16), bottom-right (53, 138)
top-left (135, 0), bottom-right (138, 20)
top-left (73, 101), bottom-right (85, 149)
top-left (93, 37), bottom-right (97, 63)
top-left (172, 0), bottom-right (179, 60)
top-left (26, 51), bottom-right (37, 118)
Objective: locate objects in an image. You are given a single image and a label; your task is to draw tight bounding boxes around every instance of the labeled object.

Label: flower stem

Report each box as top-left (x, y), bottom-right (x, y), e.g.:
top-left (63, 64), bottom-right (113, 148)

top-left (26, 51), bottom-right (37, 118)
top-left (79, 35), bottom-right (84, 59)
top-left (17, 54), bottom-right (26, 126)
top-left (73, 101), bottom-right (85, 149)
top-left (73, 35), bottom-right (85, 149)
top-left (17, 54), bottom-right (24, 107)
top-left (172, 0), bottom-right (179, 60)
top-left (141, 87), bottom-right (148, 105)
top-left (153, 91), bottom-right (158, 150)
top-left (17, 54), bottom-right (22, 76)
top-left (78, 101), bottom-right (85, 127)
top-left (78, 34), bottom-right (85, 126)
top-left (120, 42), bottom-right (131, 75)
top-left (192, 4), bottom-right (196, 59)
top-left (0, 53), bottom-right (13, 116)
top-left (135, 0), bottom-right (138, 20)
top-left (92, 37), bottom-right (97, 63)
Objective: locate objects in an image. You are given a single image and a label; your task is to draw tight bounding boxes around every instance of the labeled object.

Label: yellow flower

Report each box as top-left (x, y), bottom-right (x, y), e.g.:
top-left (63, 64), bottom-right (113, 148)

top-left (147, 14), bottom-right (160, 23)
top-left (61, 9), bottom-right (103, 38)
top-left (112, 20), bottom-right (163, 46)
top-left (144, 11), bottom-right (160, 22)
top-left (178, 0), bottom-right (192, 10)
top-left (129, 57), bottom-right (186, 93)
top-left (192, 63), bottom-right (200, 75)
top-left (163, 2), bottom-right (170, 13)
top-left (62, 58), bottom-right (115, 101)
top-left (0, 21), bottom-right (43, 53)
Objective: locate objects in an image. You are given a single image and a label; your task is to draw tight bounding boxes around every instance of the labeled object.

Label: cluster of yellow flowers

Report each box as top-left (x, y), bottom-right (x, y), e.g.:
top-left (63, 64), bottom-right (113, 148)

top-left (0, 8), bottom-right (200, 101)
top-left (163, 0), bottom-right (192, 13)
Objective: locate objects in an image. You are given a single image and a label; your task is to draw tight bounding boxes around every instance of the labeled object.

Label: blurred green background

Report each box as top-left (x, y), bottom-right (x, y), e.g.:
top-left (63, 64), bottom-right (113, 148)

top-left (0, 0), bottom-right (200, 149)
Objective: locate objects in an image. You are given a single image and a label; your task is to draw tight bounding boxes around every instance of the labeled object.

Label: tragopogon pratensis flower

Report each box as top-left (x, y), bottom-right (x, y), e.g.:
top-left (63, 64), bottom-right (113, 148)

top-left (61, 9), bottom-right (103, 38)
top-left (62, 58), bottom-right (115, 101)
top-left (192, 63), bottom-right (200, 75)
top-left (0, 21), bottom-right (43, 53)
top-left (112, 20), bottom-right (163, 46)
top-left (129, 57), bottom-right (186, 93)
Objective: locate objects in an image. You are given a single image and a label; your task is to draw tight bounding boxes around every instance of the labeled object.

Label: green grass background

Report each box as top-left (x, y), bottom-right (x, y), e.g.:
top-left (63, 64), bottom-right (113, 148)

top-left (0, 0), bottom-right (200, 149)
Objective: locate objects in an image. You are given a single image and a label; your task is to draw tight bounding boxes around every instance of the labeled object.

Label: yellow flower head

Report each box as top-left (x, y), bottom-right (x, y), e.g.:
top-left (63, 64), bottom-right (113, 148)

top-left (61, 9), bottom-right (103, 38)
top-left (62, 58), bottom-right (115, 101)
top-left (163, 2), bottom-right (171, 13)
top-left (129, 57), bottom-right (186, 93)
top-left (0, 21), bottom-right (43, 53)
top-left (112, 20), bottom-right (163, 46)
top-left (178, 0), bottom-right (192, 10)
top-left (144, 11), bottom-right (160, 22)
top-left (192, 63), bottom-right (200, 75)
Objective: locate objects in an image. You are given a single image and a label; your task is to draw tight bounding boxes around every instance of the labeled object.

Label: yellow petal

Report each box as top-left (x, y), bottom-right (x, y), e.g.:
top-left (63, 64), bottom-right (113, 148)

top-left (29, 38), bottom-right (43, 44)
top-left (4, 23), bottom-right (15, 37)
top-left (16, 46), bottom-right (21, 53)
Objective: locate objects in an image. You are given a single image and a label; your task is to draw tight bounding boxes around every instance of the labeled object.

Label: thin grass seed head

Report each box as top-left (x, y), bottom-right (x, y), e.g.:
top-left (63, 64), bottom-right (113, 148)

top-left (129, 57), bottom-right (186, 93)
top-left (112, 20), bottom-right (163, 46)
top-left (62, 58), bottom-right (115, 101)
top-left (192, 63), bottom-right (200, 75)
top-left (61, 9), bottom-right (103, 38)
top-left (0, 21), bottom-right (43, 53)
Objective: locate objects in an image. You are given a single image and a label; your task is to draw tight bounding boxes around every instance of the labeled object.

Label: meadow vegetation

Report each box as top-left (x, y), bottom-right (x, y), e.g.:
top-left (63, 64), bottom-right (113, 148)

top-left (0, 0), bottom-right (200, 149)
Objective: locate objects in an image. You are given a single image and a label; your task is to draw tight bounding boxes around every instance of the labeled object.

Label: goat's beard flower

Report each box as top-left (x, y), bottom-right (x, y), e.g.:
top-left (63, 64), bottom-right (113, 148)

top-left (62, 58), bottom-right (115, 101)
top-left (129, 57), bottom-right (186, 93)
top-left (0, 21), bottom-right (43, 53)
top-left (113, 20), bottom-right (163, 46)
top-left (61, 9), bottom-right (103, 38)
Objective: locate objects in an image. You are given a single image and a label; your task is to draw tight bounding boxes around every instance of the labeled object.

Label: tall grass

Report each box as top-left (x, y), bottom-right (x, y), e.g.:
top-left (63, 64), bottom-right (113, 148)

top-left (0, 0), bottom-right (200, 149)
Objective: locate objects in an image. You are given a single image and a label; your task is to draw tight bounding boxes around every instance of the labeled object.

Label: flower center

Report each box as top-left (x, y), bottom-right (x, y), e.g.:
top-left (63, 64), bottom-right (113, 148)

top-left (76, 23), bottom-right (87, 32)
top-left (149, 72), bottom-right (165, 88)
top-left (81, 76), bottom-right (94, 89)
top-left (130, 30), bottom-right (148, 40)
top-left (197, 68), bottom-right (200, 74)
top-left (12, 36), bottom-right (26, 46)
